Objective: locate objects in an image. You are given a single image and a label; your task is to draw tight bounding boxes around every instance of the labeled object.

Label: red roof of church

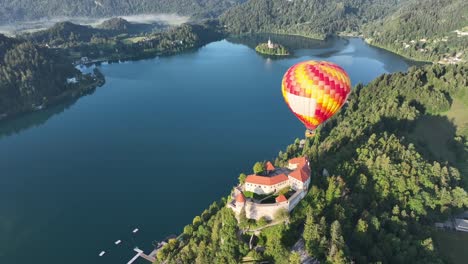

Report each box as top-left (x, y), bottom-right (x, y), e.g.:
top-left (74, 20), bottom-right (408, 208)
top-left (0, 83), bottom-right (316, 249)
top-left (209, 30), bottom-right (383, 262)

top-left (266, 161), bottom-right (275, 171)
top-left (235, 193), bottom-right (246, 203)
top-left (245, 173), bottom-right (288, 186)
top-left (275, 194), bottom-right (287, 203)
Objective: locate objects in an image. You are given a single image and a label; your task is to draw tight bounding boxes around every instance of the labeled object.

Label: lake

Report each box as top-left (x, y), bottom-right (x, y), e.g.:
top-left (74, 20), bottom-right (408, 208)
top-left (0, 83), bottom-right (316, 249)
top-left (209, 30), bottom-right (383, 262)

top-left (0, 36), bottom-right (420, 264)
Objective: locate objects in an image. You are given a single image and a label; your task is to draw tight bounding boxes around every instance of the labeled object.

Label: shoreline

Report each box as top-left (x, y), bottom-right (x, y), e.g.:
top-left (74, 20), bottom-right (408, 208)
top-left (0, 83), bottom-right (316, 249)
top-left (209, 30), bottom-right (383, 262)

top-left (0, 31), bottom-right (433, 126)
top-left (243, 31), bottom-right (434, 64)
top-left (232, 31), bottom-right (325, 41)
top-left (362, 39), bottom-right (433, 64)
top-left (0, 31), bottom-right (432, 126)
top-left (0, 70), bottom-right (105, 123)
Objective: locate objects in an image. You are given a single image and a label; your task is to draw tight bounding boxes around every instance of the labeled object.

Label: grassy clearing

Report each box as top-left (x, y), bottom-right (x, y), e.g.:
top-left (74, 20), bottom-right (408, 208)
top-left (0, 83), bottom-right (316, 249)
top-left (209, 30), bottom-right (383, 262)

top-left (433, 230), bottom-right (468, 264)
top-left (409, 95), bottom-right (468, 184)
top-left (443, 97), bottom-right (468, 138)
top-left (121, 36), bottom-right (147, 44)
top-left (410, 115), bottom-right (457, 162)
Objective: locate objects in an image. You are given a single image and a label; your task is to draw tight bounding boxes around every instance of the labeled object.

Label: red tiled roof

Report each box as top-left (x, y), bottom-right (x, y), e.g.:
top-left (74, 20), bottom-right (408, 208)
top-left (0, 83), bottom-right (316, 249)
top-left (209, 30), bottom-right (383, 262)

top-left (289, 168), bottom-right (310, 182)
top-left (235, 193), bottom-right (246, 203)
top-left (245, 174), bottom-right (288, 186)
top-left (276, 194), bottom-right (287, 203)
top-left (289, 157), bottom-right (308, 166)
top-left (266, 161), bottom-right (275, 171)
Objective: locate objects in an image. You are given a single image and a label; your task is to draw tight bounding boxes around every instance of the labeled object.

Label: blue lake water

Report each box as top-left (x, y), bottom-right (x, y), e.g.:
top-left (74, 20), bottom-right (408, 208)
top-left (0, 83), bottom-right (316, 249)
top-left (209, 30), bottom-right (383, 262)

top-left (0, 36), bottom-right (419, 264)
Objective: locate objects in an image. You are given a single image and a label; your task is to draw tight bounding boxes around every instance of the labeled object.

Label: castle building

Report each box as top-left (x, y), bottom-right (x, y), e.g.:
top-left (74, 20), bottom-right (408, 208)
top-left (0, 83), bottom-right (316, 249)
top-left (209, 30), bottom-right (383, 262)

top-left (229, 157), bottom-right (311, 220)
top-left (244, 157), bottom-right (310, 194)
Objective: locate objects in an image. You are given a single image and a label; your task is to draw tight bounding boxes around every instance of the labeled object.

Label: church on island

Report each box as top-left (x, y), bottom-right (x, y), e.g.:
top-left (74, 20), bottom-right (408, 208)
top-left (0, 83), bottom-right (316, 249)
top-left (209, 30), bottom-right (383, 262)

top-left (228, 157), bottom-right (311, 220)
top-left (267, 37), bottom-right (278, 49)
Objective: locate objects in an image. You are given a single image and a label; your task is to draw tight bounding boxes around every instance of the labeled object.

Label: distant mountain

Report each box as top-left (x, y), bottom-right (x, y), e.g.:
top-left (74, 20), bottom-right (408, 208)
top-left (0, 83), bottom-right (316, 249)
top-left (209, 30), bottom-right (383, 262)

top-left (23, 18), bottom-right (155, 46)
top-left (25, 21), bottom-right (102, 45)
top-left (0, 0), bottom-right (247, 23)
top-left (98, 17), bottom-right (132, 31)
top-left (97, 17), bottom-right (163, 34)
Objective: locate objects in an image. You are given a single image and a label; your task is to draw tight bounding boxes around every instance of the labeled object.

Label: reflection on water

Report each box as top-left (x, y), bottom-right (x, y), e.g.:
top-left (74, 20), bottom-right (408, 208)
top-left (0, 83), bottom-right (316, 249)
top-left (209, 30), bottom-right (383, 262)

top-left (0, 90), bottom-right (96, 139)
top-left (228, 34), bottom-right (426, 73)
top-left (227, 33), bottom-right (343, 51)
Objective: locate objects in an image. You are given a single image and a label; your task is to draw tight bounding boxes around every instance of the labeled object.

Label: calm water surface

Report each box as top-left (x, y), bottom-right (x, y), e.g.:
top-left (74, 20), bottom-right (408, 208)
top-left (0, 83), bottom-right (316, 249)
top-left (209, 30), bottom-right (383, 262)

top-left (0, 36), bottom-right (419, 264)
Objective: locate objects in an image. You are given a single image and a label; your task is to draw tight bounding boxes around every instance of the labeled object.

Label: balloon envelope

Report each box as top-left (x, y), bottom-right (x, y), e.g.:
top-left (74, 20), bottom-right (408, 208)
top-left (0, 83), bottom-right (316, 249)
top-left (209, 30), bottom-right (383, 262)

top-left (281, 60), bottom-right (351, 131)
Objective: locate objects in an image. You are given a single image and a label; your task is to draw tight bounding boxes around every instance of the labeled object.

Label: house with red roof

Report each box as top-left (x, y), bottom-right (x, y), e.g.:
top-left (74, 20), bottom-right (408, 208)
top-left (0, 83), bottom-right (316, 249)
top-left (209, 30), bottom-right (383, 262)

top-left (244, 157), bottom-right (310, 194)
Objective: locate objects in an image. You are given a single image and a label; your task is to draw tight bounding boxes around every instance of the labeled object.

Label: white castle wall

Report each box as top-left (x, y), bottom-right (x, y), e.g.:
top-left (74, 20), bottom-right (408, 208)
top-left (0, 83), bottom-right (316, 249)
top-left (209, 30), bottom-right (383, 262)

top-left (245, 180), bottom-right (289, 194)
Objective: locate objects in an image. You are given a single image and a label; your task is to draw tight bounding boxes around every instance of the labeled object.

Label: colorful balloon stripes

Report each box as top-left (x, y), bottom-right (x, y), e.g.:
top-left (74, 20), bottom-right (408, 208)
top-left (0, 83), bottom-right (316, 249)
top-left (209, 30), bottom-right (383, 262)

top-left (281, 60), bottom-right (351, 131)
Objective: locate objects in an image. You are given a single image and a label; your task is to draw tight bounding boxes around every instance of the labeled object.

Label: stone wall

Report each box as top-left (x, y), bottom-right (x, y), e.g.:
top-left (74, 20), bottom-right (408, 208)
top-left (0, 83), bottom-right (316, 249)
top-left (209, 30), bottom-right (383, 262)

top-left (230, 189), bottom-right (307, 220)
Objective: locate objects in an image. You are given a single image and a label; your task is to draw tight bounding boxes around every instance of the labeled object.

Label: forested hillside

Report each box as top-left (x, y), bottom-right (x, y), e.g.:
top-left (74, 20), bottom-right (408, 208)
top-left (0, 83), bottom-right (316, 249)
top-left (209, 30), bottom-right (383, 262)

top-left (220, 0), bottom-right (406, 39)
top-left (154, 63), bottom-right (468, 263)
top-left (0, 34), bottom-right (102, 117)
top-left (0, 0), bottom-right (246, 23)
top-left (220, 0), bottom-right (467, 61)
top-left (364, 0), bottom-right (468, 62)
top-left (23, 20), bottom-right (225, 61)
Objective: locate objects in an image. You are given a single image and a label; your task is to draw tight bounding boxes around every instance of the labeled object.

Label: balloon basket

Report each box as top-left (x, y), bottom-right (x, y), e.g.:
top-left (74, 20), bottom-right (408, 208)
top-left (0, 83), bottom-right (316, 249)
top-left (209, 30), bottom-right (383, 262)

top-left (305, 129), bottom-right (315, 138)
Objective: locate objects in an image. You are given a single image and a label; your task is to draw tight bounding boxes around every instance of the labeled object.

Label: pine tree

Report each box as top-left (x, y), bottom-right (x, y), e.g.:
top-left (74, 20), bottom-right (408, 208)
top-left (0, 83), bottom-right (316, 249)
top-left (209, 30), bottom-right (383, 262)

top-left (327, 221), bottom-right (348, 264)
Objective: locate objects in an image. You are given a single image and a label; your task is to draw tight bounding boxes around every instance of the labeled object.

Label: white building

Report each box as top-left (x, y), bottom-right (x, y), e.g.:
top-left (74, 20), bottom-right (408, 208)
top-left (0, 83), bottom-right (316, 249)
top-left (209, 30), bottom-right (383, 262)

top-left (244, 158), bottom-right (311, 194)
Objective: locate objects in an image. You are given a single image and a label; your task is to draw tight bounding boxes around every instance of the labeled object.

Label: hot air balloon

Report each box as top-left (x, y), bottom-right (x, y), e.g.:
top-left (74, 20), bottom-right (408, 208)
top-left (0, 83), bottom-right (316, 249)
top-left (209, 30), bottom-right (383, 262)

top-left (281, 60), bottom-right (351, 137)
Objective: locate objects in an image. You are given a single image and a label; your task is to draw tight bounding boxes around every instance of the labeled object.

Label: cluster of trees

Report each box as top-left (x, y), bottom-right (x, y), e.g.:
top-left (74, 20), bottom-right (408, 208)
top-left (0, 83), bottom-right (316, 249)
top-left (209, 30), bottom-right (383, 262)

top-left (156, 63), bottom-right (468, 263)
top-left (0, 0), bottom-right (246, 23)
top-left (155, 199), bottom-right (249, 264)
top-left (0, 34), bottom-right (102, 116)
top-left (255, 42), bottom-right (289, 56)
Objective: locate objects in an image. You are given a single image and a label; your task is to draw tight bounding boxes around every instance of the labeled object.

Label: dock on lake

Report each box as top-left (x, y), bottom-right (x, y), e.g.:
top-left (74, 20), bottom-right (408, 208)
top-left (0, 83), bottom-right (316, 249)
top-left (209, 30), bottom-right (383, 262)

top-left (127, 247), bottom-right (157, 264)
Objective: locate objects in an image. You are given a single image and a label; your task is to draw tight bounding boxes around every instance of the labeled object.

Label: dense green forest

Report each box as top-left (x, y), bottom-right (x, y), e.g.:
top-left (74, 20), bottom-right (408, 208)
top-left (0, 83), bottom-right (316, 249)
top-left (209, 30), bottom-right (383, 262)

top-left (0, 34), bottom-right (103, 117)
top-left (0, 0), bottom-right (246, 23)
top-left (22, 18), bottom-right (162, 47)
top-left (154, 63), bottom-right (468, 263)
top-left (23, 20), bottom-right (225, 62)
top-left (220, 0), bottom-right (405, 39)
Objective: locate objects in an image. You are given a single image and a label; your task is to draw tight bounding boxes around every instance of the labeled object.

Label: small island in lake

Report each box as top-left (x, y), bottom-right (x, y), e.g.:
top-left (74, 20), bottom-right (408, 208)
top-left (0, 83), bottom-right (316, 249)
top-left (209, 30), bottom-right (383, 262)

top-left (255, 37), bottom-right (290, 56)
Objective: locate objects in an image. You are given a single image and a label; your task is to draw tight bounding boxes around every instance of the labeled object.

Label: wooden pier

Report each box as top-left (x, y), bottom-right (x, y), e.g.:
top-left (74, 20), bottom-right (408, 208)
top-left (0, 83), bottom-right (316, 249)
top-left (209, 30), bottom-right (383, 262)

top-left (127, 247), bottom-right (157, 264)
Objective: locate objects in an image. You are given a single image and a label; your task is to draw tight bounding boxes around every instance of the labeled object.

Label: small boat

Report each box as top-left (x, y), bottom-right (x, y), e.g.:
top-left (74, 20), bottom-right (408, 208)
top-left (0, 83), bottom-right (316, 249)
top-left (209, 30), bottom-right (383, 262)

top-left (114, 240), bottom-right (121, 245)
top-left (99, 251), bottom-right (106, 257)
top-left (132, 228), bottom-right (139, 233)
